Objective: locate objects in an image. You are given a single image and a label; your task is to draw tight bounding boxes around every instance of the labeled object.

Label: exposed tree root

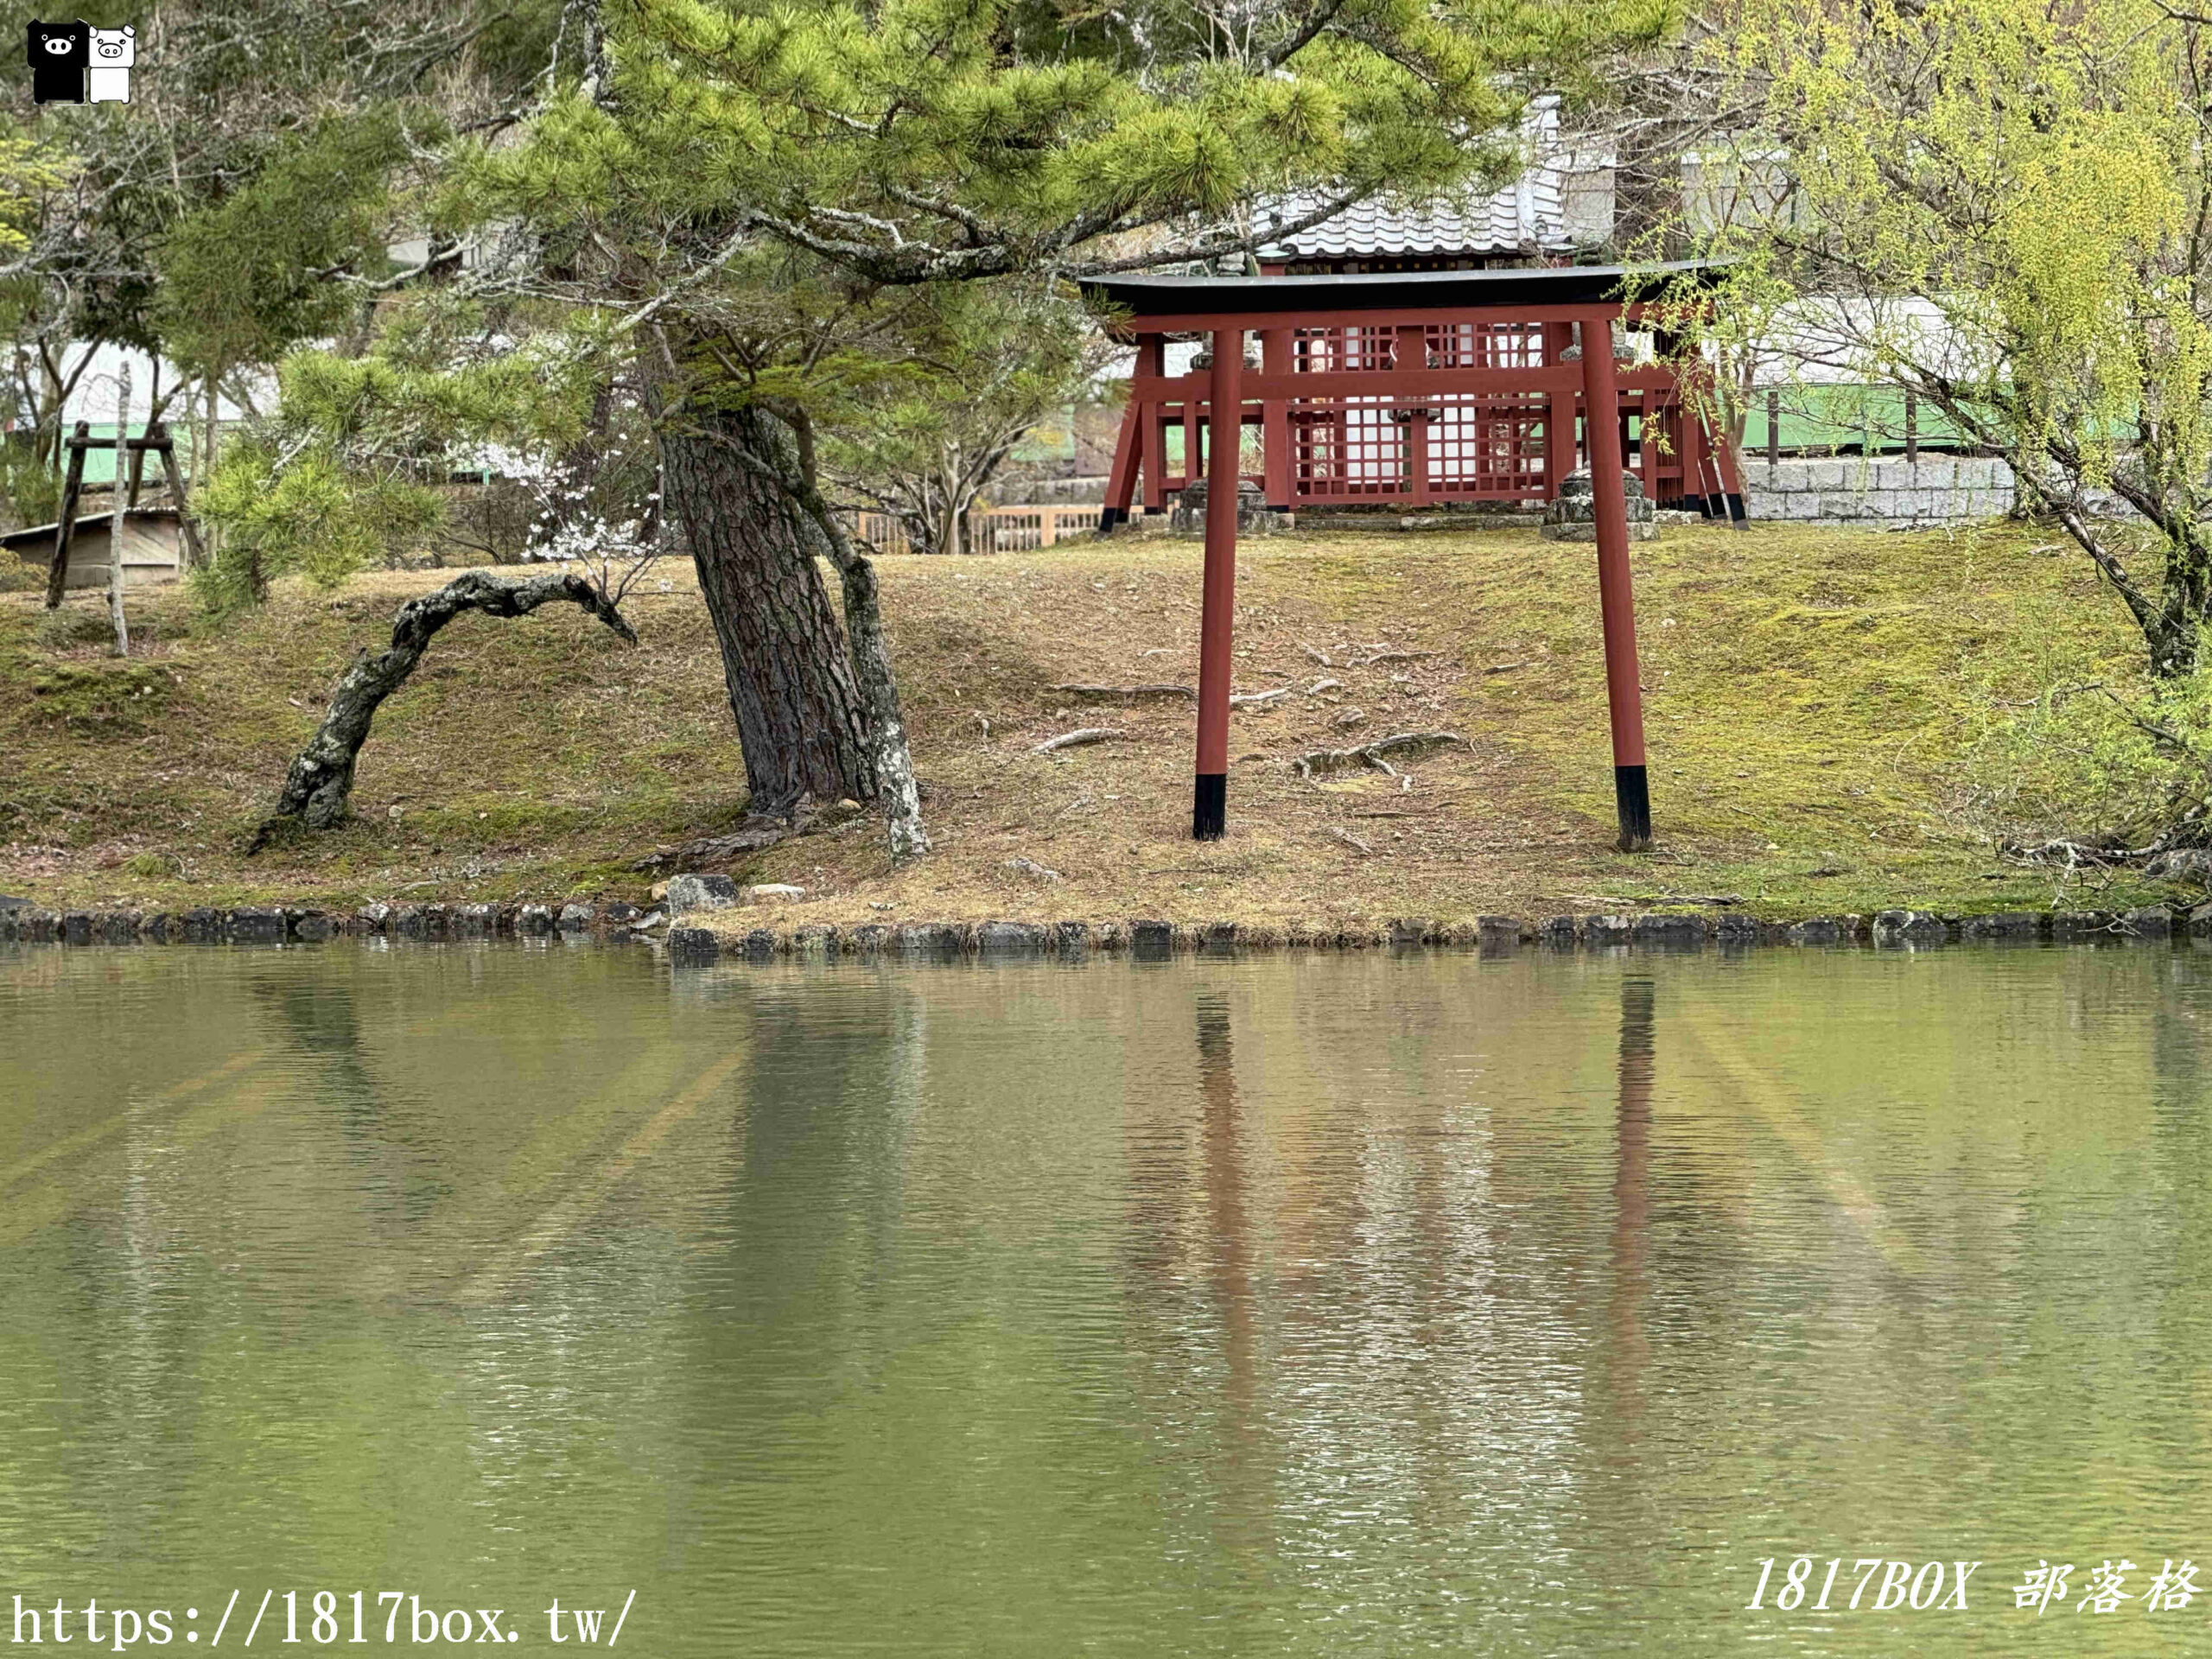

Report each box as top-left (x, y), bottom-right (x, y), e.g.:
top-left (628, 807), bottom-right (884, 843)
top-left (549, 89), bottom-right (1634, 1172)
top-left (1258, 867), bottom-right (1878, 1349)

top-left (1300, 642), bottom-right (1443, 670)
top-left (1052, 682), bottom-right (1289, 708)
top-left (633, 798), bottom-right (870, 872)
top-left (1049, 683), bottom-right (1194, 701)
top-left (1292, 730), bottom-right (1465, 779)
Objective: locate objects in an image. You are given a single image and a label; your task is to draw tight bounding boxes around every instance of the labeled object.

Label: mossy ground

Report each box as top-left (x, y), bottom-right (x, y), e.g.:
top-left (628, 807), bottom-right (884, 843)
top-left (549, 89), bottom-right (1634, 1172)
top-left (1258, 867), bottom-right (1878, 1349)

top-left (0, 519), bottom-right (2189, 925)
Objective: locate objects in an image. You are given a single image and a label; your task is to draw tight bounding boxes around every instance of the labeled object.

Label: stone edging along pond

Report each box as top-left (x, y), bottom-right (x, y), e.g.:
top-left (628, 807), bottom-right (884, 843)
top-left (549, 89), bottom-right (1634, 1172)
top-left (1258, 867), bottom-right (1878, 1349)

top-left (3, 897), bottom-right (2208, 957)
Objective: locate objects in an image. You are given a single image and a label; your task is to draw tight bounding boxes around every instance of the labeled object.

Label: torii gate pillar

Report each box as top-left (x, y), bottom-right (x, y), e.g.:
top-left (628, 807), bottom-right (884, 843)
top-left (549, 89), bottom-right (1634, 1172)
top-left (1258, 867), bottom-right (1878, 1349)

top-left (1579, 329), bottom-right (1654, 851)
top-left (1192, 327), bottom-right (1243, 839)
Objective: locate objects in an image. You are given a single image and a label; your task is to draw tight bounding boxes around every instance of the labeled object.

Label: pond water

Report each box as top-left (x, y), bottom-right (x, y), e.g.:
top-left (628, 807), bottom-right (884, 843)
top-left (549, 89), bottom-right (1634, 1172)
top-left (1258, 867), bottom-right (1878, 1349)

top-left (4, 941), bottom-right (2211, 1656)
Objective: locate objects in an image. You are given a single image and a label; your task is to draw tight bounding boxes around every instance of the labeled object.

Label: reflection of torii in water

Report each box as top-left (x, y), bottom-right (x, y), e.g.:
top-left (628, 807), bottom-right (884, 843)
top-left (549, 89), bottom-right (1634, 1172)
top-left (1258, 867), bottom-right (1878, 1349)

top-left (1108, 985), bottom-right (1272, 1528)
top-left (1608, 976), bottom-right (1656, 1426)
top-left (1195, 993), bottom-right (1261, 1456)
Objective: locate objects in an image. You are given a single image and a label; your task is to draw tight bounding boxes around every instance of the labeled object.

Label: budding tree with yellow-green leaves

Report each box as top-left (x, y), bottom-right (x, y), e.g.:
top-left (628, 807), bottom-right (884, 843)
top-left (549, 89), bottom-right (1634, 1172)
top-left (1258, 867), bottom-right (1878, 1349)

top-left (1672, 0), bottom-right (2212, 679)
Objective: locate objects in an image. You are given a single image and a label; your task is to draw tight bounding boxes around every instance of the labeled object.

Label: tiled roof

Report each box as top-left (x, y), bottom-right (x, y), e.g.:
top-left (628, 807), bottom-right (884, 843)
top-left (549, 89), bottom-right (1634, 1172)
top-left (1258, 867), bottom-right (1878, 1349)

top-left (1257, 99), bottom-right (1594, 260)
top-left (1258, 181), bottom-right (1574, 260)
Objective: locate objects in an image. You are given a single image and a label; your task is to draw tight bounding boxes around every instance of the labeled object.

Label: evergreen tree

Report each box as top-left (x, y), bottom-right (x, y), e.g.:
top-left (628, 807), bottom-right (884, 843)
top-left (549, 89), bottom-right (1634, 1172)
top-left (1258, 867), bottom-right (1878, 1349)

top-left (445, 0), bottom-right (1675, 857)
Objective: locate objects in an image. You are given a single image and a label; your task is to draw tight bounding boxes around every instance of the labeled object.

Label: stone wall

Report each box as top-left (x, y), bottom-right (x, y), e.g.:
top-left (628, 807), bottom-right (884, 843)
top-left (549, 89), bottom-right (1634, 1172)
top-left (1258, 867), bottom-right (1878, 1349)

top-left (990, 454), bottom-right (2128, 530)
top-left (3, 900), bottom-right (2197, 956)
top-left (1744, 454), bottom-right (2018, 526)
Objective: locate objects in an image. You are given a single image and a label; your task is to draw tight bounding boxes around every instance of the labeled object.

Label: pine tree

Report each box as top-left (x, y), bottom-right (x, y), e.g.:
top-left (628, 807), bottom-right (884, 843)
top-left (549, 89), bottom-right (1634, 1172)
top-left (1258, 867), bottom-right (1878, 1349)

top-left (445, 0), bottom-right (1677, 856)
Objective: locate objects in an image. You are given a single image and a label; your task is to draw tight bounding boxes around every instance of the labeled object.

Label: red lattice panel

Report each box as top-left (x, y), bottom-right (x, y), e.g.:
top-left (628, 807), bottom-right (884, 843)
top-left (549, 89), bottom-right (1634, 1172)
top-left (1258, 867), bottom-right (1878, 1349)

top-left (1284, 323), bottom-right (1557, 504)
top-left (1427, 396), bottom-right (1550, 499)
top-left (1292, 400), bottom-right (1408, 499)
top-left (1421, 321), bottom-right (1543, 371)
top-left (1293, 326), bottom-right (1396, 373)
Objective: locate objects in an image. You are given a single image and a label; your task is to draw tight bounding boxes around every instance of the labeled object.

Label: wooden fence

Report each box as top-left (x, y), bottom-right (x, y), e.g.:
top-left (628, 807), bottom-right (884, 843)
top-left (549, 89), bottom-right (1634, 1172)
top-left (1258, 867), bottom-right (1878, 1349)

top-left (845, 504), bottom-right (1109, 556)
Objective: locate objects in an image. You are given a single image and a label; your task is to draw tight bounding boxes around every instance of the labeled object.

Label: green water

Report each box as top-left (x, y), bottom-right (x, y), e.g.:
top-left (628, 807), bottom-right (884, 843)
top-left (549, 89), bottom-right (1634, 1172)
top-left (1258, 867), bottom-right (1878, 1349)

top-left (4, 942), bottom-right (2212, 1655)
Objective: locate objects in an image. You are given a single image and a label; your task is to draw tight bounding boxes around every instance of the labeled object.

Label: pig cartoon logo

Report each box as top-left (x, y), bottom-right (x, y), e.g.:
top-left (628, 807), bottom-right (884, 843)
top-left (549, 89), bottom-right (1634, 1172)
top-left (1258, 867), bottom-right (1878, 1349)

top-left (27, 20), bottom-right (89, 105)
top-left (86, 23), bottom-right (130, 102)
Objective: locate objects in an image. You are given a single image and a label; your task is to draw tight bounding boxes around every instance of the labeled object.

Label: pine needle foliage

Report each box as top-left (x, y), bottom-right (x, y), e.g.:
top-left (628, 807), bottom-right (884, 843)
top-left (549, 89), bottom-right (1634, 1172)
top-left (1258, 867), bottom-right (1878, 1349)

top-left (454, 0), bottom-right (1678, 302)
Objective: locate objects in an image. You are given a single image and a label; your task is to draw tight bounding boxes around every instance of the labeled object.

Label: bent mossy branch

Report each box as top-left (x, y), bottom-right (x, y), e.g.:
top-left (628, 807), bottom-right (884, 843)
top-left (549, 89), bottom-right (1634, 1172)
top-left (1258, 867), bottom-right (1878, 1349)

top-left (252, 569), bottom-right (638, 847)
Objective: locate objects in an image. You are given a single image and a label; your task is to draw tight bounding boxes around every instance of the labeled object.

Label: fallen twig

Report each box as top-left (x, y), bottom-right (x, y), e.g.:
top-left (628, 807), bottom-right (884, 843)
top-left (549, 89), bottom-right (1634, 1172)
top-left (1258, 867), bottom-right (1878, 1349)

top-left (1586, 891), bottom-right (1747, 906)
top-left (1332, 827), bottom-right (1376, 855)
top-left (1230, 687), bottom-right (1291, 707)
top-left (1033, 727), bottom-right (1123, 754)
top-left (2005, 836), bottom-right (2145, 868)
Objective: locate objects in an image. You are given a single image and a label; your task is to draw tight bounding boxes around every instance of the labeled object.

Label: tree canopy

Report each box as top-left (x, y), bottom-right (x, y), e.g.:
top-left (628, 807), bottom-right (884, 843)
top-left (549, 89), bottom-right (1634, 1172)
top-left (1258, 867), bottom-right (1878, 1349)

top-left (460, 0), bottom-right (1674, 301)
top-left (1670, 0), bottom-right (2212, 675)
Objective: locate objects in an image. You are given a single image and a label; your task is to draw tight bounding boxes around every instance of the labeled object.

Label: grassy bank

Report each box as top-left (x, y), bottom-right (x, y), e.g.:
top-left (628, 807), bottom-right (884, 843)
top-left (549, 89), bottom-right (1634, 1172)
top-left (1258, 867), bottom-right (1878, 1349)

top-left (0, 519), bottom-right (2188, 927)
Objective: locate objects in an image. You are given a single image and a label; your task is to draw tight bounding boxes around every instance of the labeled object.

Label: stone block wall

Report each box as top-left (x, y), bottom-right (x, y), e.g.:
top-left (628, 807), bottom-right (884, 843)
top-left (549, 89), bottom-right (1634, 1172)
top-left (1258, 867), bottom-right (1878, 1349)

top-left (1743, 455), bottom-right (2018, 526)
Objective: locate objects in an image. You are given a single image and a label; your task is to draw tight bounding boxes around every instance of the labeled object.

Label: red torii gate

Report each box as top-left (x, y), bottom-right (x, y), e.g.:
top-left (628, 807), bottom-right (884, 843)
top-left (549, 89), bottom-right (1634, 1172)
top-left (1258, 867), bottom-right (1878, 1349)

top-left (1078, 262), bottom-right (1741, 851)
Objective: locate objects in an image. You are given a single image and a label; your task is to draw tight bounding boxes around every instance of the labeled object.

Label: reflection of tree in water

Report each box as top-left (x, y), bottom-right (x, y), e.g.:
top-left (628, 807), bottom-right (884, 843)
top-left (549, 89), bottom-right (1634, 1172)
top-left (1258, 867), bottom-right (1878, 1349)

top-left (697, 975), bottom-right (924, 1412)
top-left (2148, 961), bottom-right (2212, 1378)
top-left (244, 953), bottom-right (389, 1135)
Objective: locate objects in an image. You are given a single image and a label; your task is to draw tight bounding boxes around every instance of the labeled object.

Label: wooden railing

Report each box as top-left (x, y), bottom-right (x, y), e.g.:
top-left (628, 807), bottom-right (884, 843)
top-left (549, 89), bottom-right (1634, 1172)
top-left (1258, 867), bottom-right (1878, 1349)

top-left (972, 505), bottom-right (1100, 551)
top-left (844, 503), bottom-right (1109, 556)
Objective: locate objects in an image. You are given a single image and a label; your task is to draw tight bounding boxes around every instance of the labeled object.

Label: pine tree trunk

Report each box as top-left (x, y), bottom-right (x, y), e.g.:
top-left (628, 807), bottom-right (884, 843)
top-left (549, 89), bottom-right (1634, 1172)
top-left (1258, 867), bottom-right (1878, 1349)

top-left (930, 490), bottom-right (963, 557)
top-left (830, 544), bottom-right (931, 861)
top-left (661, 404), bottom-right (879, 814)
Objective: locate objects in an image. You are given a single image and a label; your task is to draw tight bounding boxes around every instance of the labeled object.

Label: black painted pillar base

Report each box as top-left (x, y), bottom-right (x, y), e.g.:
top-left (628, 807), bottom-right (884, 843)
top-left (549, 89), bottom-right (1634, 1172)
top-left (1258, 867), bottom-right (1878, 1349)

top-left (1614, 764), bottom-right (1652, 853)
top-left (1192, 772), bottom-right (1227, 840)
top-left (1097, 505), bottom-right (1130, 532)
top-left (1726, 491), bottom-right (1747, 528)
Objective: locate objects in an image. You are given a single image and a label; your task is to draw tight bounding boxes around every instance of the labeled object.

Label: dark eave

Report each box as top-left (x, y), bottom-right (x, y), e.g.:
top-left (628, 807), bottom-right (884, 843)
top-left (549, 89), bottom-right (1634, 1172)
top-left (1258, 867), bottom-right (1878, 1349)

top-left (1078, 260), bottom-right (1728, 321)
